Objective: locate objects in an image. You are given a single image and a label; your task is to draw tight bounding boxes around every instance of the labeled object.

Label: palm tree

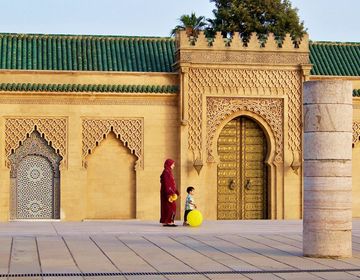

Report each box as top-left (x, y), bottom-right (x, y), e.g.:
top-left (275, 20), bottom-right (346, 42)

top-left (171, 13), bottom-right (207, 36)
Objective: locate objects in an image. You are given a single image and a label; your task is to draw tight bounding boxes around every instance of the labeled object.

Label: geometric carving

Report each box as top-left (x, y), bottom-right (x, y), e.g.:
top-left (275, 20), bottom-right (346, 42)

top-left (17, 155), bottom-right (53, 219)
top-left (207, 97), bottom-right (283, 163)
top-left (178, 51), bottom-right (309, 65)
top-left (285, 72), bottom-right (303, 154)
top-left (8, 131), bottom-right (61, 220)
top-left (188, 68), bottom-right (300, 95)
top-left (353, 122), bottom-right (360, 147)
top-left (188, 68), bottom-right (301, 158)
top-left (82, 118), bottom-right (143, 168)
top-left (5, 117), bottom-right (67, 167)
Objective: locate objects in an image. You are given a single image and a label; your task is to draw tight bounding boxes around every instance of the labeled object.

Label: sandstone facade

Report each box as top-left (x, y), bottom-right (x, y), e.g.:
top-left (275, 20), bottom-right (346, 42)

top-left (0, 31), bottom-right (358, 221)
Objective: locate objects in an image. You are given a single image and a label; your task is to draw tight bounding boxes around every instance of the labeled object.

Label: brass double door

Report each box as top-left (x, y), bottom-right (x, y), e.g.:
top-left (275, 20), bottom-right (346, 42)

top-left (217, 116), bottom-right (268, 220)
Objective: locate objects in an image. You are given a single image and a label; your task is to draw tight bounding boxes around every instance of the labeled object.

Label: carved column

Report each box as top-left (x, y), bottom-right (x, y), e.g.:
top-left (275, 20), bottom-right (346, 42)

top-left (303, 81), bottom-right (352, 258)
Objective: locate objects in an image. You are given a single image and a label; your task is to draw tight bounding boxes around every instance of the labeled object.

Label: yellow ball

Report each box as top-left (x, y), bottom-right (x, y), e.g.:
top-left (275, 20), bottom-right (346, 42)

top-left (187, 209), bottom-right (203, 227)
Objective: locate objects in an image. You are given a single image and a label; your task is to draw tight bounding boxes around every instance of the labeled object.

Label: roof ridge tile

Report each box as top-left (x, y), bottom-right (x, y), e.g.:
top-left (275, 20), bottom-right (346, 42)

top-left (0, 82), bottom-right (179, 93)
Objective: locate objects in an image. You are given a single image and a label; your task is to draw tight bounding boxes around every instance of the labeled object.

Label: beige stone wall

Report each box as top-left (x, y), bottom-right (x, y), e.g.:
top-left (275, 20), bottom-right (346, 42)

top-left (86, 133), bottom-right (137, 219)
top-left (0, 70), bottom-right (178, 86)
top-left (0, 34), bottom-right (358, 221)
top-left (0, 71), bottom-right (179, 221)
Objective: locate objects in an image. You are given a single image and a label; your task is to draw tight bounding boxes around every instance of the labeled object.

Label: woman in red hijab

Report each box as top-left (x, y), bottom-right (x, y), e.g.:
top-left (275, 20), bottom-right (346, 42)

top-left (160, 159), bottom-right (179, 226)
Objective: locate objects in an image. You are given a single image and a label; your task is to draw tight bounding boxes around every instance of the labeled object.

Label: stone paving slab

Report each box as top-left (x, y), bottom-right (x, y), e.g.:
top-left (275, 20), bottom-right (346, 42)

top-left (144, 235), bottom-right (230, 272)
top-left (10, 237), bottom-right (41, 274)
top-left (63, 236), bottom-right (119, 274)
top-left (120, 235), bottom-right (193, 273)
top-left (1, 220), bottom-right (360, 279)
top-left (195, 235), bottom-right (288, 271)
top-left (171, 235), bottom-right (256, 271)
top-left (90, 235), bottom-right (158, 274)
top-left (37, 236), bottom-right (81, 274)
top-left (0, 237), bottom-right (11, 274)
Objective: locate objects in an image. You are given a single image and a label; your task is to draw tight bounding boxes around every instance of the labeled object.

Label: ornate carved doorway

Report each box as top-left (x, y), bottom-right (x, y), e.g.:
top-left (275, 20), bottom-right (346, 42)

top-left (9, 131), bottom-right (61, 220)
top-left (217, 116), bottom-right (268, 220)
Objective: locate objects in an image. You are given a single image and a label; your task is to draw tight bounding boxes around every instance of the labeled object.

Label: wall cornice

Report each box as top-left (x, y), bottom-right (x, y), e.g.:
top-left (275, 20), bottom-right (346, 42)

top-left (0, 95), bottom-right (177, 106)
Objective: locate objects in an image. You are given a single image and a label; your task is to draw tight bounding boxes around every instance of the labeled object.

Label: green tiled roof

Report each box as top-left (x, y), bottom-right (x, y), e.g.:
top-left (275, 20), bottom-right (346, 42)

top-left (0, 83), bottom-right (178, 93)
top-left (0, 33), bottom-right (175, 72)
top-left (0, 33), bottom-right (359, 77)
top-left (310, 42), bottom-right (360, 76)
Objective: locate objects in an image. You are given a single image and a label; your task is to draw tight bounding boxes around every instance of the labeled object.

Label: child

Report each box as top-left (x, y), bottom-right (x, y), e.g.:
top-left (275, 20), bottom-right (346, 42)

top-left (183, 186), bottom-right (197, 226)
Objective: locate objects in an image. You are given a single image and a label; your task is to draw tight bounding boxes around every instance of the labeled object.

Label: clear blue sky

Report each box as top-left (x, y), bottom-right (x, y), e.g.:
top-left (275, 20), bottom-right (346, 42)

top-left (0, 0), bottom-right (359, 42)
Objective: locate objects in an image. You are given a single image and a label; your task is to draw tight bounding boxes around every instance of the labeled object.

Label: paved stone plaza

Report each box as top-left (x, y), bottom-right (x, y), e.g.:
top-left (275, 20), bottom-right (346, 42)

top-left (1, 219), bottom-right (360, 279)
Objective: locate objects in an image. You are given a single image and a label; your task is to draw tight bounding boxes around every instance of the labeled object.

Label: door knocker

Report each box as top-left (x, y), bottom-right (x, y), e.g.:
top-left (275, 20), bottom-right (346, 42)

top-left (245, 179), bottom-right (251, 190)
top-left (228, 179), bottom-right (236, 190)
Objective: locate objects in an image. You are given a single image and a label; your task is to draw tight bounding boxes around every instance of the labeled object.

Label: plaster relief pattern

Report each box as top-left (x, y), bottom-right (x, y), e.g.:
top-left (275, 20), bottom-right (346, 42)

top-left (5, 118), bottom-right (67, 167)
top-left (353, 122), bottom-right (360, 146)
top-left (207, 97), bottom-right (283, 163)
top-left (82, 118), bottom-right (143, 168)
top-left (188, 68), bottom-right (301, 157)
top-left (179, 51), bottom-right (309, 65)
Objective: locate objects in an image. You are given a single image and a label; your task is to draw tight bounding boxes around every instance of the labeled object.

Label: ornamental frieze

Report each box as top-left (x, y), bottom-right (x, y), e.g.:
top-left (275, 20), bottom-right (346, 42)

top-left (178, 51), bottom-right (310, 65)
top-left (188, 68), bottom-right (301, 94)
top-left (207, 97), bottom-right (284, 163)
top-left (5, 117), bottom-right (67, 167)
top-left (82, 118), bottom-right (143, 169)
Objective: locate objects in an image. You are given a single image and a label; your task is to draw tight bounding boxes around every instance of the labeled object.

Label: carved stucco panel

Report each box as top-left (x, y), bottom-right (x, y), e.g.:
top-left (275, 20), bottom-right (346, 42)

top-left (187, 68), bottom-right (301, 158)
top-left (179, 51), bottom-right (310, 65)
top-left (207, 97), bottom-right (283, 163)
top-left (82, 118), bottom-right (143, 168)
top-left (5, 118), bottom-right (67, 167)
top-left (353, 122), bottom-right (360, 146)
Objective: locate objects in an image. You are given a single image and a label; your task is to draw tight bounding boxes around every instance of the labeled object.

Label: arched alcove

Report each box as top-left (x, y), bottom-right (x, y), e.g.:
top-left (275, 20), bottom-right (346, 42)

top-left (86, 132), bottom-right (137, 219)
top-left (9, 130), bottom-right (62, 220)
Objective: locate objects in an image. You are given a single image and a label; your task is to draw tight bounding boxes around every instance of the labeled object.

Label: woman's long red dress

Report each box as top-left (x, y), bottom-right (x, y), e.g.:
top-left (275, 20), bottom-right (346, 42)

top-left (160, 159), bottom-right (179, 224)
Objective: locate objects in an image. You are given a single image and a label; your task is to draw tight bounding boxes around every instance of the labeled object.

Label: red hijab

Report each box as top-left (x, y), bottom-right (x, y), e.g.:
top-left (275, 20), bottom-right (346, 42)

top-left (164, 159), bottom-right (175, 170)
top-left (161, 159), bottom-right (176, 193)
